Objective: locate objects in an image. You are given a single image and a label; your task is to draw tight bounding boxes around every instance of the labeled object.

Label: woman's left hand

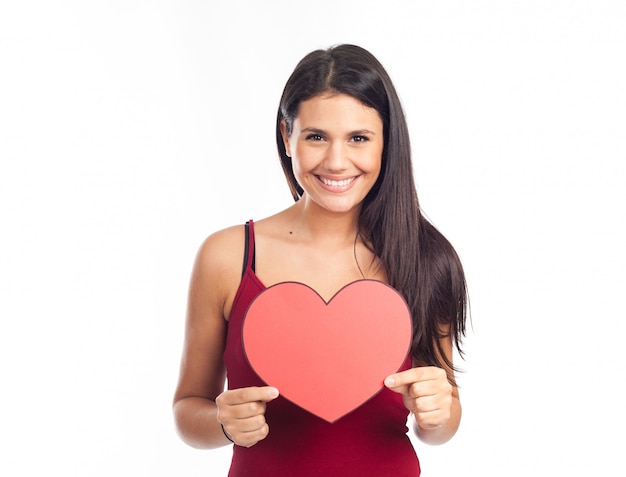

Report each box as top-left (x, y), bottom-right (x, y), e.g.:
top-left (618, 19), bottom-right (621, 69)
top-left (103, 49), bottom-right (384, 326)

top-left (384, 366), bottom-right (453, 430)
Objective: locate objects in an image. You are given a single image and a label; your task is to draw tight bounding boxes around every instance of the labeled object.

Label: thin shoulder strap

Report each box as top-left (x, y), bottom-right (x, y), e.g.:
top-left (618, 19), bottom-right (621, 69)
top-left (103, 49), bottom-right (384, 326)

top-left (242, 220), bottom-right (256, 277)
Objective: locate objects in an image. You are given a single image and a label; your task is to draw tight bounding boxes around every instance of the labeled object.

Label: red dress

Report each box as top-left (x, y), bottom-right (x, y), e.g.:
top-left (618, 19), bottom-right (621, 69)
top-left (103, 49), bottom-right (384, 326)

top-left (223, 220), bottom-right (420, 476)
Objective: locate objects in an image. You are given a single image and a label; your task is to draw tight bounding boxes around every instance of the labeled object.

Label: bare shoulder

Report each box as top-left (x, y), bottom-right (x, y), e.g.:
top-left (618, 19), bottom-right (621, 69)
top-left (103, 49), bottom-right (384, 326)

top-left (196, 224), bottom-right (245, 269)
top-left (191, 224), bottom-right (247, 319)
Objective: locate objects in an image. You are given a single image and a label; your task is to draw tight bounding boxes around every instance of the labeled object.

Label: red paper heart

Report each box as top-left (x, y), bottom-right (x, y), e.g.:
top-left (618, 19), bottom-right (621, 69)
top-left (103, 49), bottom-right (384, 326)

top-left (242, 280), bottom-right (412, 422)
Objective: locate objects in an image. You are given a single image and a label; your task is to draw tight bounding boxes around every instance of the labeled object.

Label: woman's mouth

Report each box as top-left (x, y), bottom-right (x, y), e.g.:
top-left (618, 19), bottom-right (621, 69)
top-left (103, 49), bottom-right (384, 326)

top-left (317, 176), bottom-right (357, 187)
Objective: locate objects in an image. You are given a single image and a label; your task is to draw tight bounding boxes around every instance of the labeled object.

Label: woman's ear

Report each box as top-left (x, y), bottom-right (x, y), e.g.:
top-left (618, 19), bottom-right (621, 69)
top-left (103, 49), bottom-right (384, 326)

top-left (279, 120), bottom-right (292, 157)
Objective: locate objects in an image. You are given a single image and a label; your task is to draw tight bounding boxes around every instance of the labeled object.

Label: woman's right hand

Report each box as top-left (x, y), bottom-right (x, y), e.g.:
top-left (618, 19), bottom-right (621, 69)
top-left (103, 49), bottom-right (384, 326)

top-left (215, 386), bottom-right (280, 447)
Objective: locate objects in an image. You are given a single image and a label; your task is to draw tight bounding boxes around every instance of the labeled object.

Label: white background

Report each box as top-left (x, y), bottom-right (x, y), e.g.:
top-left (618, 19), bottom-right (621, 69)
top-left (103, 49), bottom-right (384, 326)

top-left (1, 1), bottom-right (625, 475)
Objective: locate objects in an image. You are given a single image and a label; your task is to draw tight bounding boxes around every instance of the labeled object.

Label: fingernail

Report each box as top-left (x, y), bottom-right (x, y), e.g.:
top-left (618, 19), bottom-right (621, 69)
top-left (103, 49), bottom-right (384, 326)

top-left (269, 387), bottom-right (279, 398)
top-left (384, 376), bottom-right (395, 387)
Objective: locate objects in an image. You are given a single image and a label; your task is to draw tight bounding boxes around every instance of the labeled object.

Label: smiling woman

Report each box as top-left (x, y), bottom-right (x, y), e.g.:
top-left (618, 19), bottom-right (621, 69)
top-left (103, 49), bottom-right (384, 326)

top-left (280, 93), bottom-right (384, 215)
top-left (172, 44), bottom-right (468, 476)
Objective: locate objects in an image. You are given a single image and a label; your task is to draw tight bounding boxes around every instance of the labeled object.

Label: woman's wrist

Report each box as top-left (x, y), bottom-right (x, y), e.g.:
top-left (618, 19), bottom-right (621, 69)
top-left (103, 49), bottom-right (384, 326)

top-left (221, 423), bottom-right (234, 444)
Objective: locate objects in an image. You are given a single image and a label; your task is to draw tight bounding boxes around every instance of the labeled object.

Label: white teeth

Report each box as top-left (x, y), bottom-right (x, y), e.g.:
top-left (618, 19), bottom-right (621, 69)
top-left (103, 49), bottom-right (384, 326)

top-left (319, 176), bottom-right (356, 187)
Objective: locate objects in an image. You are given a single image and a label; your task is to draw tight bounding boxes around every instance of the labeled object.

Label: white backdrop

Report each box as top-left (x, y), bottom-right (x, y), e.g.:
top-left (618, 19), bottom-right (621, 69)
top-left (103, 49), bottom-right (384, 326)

top-left (1, 1), bottom-right (625, 475)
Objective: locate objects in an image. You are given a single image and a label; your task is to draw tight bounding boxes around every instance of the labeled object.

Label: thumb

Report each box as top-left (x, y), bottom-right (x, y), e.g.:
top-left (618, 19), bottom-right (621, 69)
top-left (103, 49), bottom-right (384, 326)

top-left (384, 375), bottom-right (409, 395)
top-left (260, 386), bottom-right (280, 402)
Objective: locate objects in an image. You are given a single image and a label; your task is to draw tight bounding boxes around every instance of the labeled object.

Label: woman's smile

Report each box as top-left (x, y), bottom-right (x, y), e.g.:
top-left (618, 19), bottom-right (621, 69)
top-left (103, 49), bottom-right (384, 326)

top-left (316, 174), bottom-right (359, 190)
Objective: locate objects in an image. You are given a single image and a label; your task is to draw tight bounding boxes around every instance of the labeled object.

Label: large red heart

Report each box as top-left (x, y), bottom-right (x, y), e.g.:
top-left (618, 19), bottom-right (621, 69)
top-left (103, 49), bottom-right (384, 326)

top-left (242, 279), bottom-right (412, 422)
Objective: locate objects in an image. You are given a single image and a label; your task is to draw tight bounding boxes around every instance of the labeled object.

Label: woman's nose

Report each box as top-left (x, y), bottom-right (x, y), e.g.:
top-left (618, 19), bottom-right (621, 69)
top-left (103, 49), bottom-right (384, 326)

top-left (323, 141), bottom-right (349, 171)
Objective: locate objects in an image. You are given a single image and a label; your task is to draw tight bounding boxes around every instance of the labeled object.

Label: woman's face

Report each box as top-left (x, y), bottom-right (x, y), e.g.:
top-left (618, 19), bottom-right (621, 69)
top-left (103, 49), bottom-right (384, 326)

top-left (281, 93), bottom-right (384, 215)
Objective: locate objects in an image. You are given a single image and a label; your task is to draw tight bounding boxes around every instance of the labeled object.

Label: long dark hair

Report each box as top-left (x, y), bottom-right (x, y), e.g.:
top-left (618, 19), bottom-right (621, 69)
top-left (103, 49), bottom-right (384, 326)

top-left (276, 44), bottom-right (467, 376)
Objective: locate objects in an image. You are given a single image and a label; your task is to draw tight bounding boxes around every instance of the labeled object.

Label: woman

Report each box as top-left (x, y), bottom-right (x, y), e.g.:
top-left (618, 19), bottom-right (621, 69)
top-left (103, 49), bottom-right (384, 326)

top-left (173, 44), bottom-right (468, 476)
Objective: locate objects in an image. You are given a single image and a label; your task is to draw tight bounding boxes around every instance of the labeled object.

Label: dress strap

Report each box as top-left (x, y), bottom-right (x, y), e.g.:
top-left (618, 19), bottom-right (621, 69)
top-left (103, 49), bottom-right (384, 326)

top-left (242, 220), bottom-right (256, 277)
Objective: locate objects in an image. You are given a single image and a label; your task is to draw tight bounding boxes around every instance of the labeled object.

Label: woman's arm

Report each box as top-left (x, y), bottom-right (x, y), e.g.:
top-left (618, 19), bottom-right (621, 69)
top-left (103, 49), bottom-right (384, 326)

top-left (172, 227), bottom-right (279, 449)
top-left (385, 331), bottom-right (461, 445)
top-left (172, 229), bottom-right (240, 449)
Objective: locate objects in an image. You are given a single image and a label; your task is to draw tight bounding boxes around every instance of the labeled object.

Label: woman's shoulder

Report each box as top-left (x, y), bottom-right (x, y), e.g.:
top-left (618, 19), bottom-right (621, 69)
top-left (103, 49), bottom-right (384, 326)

top-left (196, 223), bottom-right (246, 272)
top-left (189, 224), bottom-right (248, 293)
top-left (197, 211), bottom-right (289, 261)
top-left (189, 223), bottom-right (250, 317)
top-left (203, 223), bottom-right (246, 246)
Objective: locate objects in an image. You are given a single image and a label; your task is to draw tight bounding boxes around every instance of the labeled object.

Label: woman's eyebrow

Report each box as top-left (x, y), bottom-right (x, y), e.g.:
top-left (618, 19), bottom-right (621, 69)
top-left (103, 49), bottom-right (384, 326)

top-left (300, 127), bottom-right (376, 135)
top-left (349, 129), bottom-right (376, 136)
top-left (301, 127), bottom-right (326, 134)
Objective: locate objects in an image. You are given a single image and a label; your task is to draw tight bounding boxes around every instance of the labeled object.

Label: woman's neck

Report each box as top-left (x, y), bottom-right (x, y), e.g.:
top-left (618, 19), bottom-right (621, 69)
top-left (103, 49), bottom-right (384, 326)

top-left (287, 199), bottom-right (360, 245)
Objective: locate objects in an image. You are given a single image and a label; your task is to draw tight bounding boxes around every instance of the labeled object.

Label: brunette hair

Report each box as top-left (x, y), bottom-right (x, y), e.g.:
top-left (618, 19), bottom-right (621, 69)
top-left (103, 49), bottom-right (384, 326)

top-left (276, 44), bottom-right (468, 376)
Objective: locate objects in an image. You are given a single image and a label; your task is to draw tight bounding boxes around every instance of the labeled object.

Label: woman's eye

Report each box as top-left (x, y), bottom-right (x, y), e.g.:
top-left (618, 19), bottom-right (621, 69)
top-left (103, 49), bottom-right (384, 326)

top-left (352, 135), bottom-right (369, 143)
top-left (306, 134), bottom-right (324, 141)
